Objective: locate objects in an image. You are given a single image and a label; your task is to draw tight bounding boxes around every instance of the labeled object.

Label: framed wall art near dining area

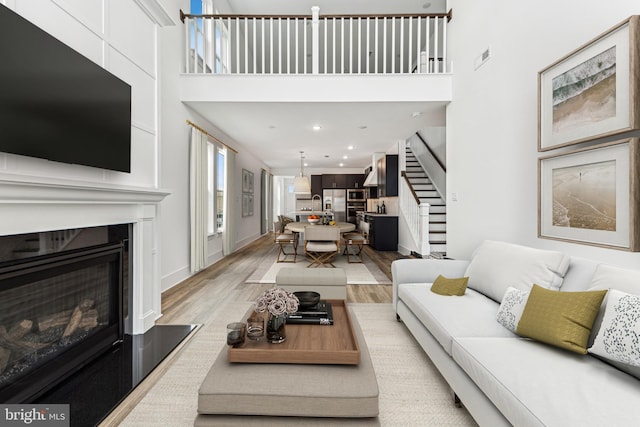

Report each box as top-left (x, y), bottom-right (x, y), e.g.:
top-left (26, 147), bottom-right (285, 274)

top-left (242, 169), bottom-right (254, 193)
top-left (538, 137), bottom-right (640, 251)
top-left (242, 169), bottom-right (254, 217)
top-left (538, 15), bottom-right (640, 151)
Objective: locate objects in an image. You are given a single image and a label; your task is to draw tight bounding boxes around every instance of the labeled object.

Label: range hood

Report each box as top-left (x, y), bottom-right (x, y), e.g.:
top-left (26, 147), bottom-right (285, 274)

top-left (363, 153), bottom-right (384, 187)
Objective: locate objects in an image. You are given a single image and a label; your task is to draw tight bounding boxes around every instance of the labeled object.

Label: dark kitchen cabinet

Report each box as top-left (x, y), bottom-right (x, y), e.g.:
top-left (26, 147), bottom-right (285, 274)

top-left (322, 174), bottom-right (347, 189)
top-left (311, 175), bottom-right (322, 196)
top-left (377, 155), bottom-right (398, 197)
top-left (365, 214), bottom-right (398, 251)
top-left (346, 174), bottom-right (366, 189)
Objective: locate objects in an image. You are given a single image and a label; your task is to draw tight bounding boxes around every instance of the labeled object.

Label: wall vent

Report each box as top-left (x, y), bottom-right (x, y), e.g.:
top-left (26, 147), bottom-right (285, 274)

top-left (474, 47), bottom-right (491, 70)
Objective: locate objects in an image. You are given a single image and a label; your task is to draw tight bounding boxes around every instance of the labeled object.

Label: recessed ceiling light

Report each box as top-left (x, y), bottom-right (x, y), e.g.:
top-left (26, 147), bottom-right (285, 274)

top-left (343, 155), bottom-right (348, 159)
top-left (412, 111), bottom-right (422, 118)
top-left (347, 145), bottom-right (354, 150)
top-left (358, 125), bottom-right (367, 130)
top-left (339, 163), bottom-right (344, 167)
top-left (312, 125), bottom-right (322, 131)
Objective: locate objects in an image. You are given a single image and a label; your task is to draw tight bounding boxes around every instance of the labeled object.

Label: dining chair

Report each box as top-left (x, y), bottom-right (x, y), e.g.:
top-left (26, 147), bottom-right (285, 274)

top-left (303, 226), bottom-right (340, 268)
top-left (343, 221), bottom-right (369, 263)
top-left (274, 221), bottom-right (298, 262)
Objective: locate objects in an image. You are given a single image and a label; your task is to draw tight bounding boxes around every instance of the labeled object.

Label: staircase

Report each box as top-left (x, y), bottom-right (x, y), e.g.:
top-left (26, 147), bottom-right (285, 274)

top-left (405, 146), bottom-right (447, 257)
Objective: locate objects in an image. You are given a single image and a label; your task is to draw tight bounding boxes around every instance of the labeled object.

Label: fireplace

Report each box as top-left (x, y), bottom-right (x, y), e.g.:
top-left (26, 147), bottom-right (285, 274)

top-left (0, 225), bottom-right (130, 403)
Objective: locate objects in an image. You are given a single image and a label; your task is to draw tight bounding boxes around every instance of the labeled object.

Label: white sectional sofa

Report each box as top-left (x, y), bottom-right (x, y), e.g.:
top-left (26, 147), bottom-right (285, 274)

top-left (392, 240), bottom-right (640, 427)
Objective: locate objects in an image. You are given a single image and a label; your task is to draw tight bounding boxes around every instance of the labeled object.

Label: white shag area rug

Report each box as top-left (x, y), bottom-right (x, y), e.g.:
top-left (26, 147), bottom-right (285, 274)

top-left (245, 254), bottom-right (391, 285)
top-left (117, 303), bottom-right (477, 427)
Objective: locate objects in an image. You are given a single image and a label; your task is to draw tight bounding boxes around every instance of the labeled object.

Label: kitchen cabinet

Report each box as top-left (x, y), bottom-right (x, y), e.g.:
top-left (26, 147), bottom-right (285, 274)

top-left (346, 174), bottom-right (366, 189)
top-left (322, 174), bottom-right (347, 189)
top-left (364, 214), bottom-right (398, 251)
top-left (311, 175), bottom-right (322, 196)
top-left (377, 155), bottom-right (398, 197)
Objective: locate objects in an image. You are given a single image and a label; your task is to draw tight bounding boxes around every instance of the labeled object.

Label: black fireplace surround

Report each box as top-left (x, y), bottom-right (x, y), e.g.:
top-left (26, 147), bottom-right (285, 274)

top-left (0, 225), bottom-right (130, 403)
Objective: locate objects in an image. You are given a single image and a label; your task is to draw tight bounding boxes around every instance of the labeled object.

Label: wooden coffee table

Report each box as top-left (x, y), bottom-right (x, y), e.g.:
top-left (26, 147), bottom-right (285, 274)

top-left (227, 299), bottom-right (360, 365)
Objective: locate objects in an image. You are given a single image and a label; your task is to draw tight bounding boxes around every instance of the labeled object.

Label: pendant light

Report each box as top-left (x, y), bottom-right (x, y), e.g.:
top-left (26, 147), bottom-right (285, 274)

top-left (293, 151), bottom-right (311, 194)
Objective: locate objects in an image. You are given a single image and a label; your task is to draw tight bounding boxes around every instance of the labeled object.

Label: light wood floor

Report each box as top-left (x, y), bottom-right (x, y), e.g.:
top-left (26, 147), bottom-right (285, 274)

top-left (101, 234), bottom-right (408, 425)
top-left (158, 233), bottom-right (408, 325)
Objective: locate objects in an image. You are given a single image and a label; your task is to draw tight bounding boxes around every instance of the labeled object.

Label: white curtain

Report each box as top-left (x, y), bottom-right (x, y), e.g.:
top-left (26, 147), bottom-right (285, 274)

top-left (189, 127), bottom-right (208, 273)
top-left (223, 149), bottom-right (237, 255)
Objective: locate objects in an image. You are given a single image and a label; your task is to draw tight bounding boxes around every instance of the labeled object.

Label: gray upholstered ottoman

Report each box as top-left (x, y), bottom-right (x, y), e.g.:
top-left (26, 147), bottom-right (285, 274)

top-left (195, 308), bottom-right (379, 426)
top-left (275, 267), bottom-right (347, 299)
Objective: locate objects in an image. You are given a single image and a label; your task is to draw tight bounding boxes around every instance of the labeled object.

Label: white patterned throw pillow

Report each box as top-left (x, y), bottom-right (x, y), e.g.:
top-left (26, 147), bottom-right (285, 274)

top-left (589, 289), bottom-right (640, 377)
top-left (496, 287), bottom-right (529, 332)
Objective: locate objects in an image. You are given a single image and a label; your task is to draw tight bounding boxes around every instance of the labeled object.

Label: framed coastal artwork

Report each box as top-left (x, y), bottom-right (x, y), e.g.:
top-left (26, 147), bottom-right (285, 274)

top-left (538, 138), bottom-right (640, 251)
top-left (242, 193), bottom-right (254, 217)
top-left (242, 169), bottom-right (254, 193)
top-left (538, 16), bottom-right (640, 151)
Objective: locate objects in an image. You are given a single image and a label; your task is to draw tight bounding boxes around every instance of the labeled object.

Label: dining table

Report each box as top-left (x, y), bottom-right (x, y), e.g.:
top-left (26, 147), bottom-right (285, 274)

top-left (284, 221), bottom-right (356, 234)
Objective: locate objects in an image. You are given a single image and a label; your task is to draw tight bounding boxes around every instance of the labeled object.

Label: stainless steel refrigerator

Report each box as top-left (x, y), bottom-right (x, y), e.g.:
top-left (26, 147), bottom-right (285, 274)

top-left (323, 189), bottom-right (346, 222)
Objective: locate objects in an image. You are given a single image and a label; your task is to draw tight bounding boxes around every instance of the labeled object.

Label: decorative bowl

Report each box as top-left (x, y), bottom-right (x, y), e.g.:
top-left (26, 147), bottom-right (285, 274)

top-left (307, 218), bottom-right (321, 224)
top-left (293, 291), bottom-right (321, 309)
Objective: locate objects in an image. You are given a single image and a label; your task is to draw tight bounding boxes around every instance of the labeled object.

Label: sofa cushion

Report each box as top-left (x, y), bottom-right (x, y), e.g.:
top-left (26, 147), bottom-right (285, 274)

top-left (430, 275), bottom-right (468, 296)
top-left (516, 285), bottom-right (607, 354)
top-left (589, 264), bottom-right (640, 294)
top-left (464, 240), bottom-right (570, 302)
top-left (589, 289), bottom-right (640, 379)
top-left (452, 337), bottom-right (640, 427)
top-left (496, 287), bottom-right (529, 332)
top-left (398, 283), bottom-right (516, 355)
top-left (588, 264), bottom-right (640, 347)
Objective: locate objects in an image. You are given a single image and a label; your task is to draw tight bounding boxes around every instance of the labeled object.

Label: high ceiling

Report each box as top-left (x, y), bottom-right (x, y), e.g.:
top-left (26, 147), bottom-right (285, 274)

top-left (190, 0), bottom-right (448, 173)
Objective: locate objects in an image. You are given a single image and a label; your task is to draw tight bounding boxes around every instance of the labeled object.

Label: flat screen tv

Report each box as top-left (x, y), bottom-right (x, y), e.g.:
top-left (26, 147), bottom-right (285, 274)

top-left (0, 5), bottom-right (132, 173)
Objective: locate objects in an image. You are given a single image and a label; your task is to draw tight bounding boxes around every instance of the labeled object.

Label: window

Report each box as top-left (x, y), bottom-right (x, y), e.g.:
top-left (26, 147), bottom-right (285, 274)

top-left (213, 15), bottom-right (230, 73)
top-left (190, 0), bottom-right (229, 74)
top-left (207, 143), bottom-right (226, 235)
top-left (216, 148), bottom-right (225, 232)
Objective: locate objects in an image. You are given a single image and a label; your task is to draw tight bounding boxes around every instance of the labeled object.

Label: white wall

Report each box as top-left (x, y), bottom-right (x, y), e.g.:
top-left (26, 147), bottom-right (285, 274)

top-left (0, 0), bottom-right (171, 333)
top-left (446, 0), bottom-right (640, 269)
top-left (158, 0), bottom-right (270, 291)
top-left (0, 0), bottom-right (158, 187)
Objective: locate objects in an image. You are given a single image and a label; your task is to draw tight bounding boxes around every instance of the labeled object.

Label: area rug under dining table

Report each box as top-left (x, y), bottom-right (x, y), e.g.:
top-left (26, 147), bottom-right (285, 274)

top-left (244, 252), bottom-right (391, 285)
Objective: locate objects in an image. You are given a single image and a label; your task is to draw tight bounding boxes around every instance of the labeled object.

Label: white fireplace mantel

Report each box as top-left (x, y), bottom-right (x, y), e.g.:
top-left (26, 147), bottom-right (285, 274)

top-left (1, 173), bottom-right (169, 234)
top-left (0, 173), bottom-right (171, 334)
top-left (0, 173), bottom-right (169, 204)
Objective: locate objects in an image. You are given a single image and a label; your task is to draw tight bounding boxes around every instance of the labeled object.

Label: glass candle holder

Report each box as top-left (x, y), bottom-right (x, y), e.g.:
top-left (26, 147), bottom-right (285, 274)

top-left (246, 317), bottom-right (264, 340)
top-left (226, 322), bottom-right (246, 347)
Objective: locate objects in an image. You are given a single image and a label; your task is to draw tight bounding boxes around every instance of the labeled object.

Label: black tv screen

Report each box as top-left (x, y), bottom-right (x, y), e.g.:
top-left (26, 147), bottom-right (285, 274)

top-left (0, 5), bottom-right (131, 173)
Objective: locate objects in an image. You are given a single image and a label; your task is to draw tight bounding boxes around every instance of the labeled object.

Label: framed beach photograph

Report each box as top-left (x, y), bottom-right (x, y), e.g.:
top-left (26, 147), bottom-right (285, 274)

top-left (538, 138), bottom-right (640, 250)
top-left (538, 16), bottom-right (640, 151)
top-left (242, 169), bottom-right (254, 193)
top-left (242, 193), bottom-right (254, 217)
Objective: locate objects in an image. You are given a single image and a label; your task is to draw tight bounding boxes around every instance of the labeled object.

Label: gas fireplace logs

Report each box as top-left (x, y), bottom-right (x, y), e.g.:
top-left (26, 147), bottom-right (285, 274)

top-left (0, 298), bottom-right (99, 375)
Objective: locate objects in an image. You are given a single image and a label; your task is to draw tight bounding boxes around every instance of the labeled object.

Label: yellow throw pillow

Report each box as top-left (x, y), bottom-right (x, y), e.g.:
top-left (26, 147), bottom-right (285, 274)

top-left (430, 275), bottom-right (469, 296)
top-left (516, 284), bottom-right (607, 354)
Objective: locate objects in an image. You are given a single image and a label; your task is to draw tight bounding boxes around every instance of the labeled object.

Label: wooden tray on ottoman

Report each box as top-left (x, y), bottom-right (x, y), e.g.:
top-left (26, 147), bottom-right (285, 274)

top-left (227, 299), bottom-right (360, 365)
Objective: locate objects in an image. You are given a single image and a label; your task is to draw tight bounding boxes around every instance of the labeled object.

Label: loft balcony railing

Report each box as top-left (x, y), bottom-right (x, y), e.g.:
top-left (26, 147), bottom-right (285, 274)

top-left (179, 8), bottom-right (452, 75)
